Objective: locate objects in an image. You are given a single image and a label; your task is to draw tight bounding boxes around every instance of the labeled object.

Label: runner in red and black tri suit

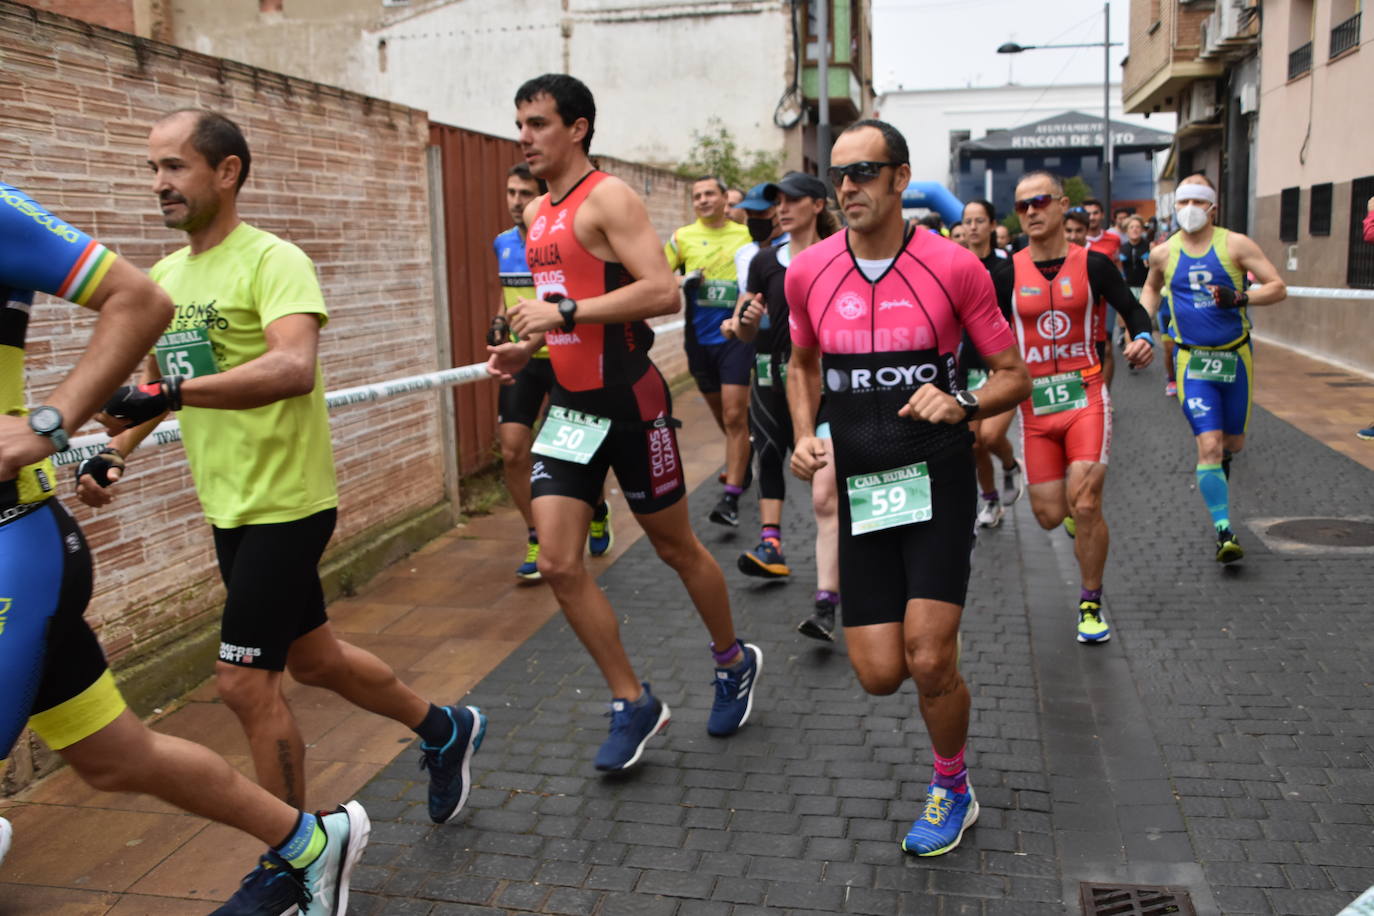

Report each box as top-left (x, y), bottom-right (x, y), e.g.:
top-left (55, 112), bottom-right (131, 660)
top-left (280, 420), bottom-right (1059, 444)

top-left (487, 74), bottom-right (762, 773)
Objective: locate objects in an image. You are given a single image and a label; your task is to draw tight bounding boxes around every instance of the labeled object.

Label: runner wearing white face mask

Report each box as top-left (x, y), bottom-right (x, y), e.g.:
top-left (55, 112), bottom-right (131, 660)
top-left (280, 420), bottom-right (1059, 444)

top-left (1138, 174), bottom-right (1287, 563)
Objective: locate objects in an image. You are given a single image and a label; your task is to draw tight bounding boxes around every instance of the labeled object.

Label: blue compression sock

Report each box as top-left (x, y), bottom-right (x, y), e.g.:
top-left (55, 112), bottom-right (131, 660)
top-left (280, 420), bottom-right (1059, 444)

top-left (1196, 463), bottom-right (1230, 531)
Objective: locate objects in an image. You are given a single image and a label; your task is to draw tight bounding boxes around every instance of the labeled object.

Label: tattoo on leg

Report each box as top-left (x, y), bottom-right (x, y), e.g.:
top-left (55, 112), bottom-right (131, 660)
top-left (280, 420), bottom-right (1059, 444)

top-left (276, 739), bottom-right (300, 808)
top-left (921, 674), bottom-right (964, 701)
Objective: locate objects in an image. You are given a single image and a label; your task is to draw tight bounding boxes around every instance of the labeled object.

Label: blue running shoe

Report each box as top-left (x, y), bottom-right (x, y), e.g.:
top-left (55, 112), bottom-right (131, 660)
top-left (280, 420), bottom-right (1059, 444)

top-left (516, 540), bottom-right (541, 580)
top-left (587, 503), bottom-right (613, 557)
top-left (1358, 424), bottom-right (1374, 440)
top-left (301, 801), bottom-right (370, 916)
top-left (419, 705), bottom-right (487, 823)
top-left (738, 540), bottom-right (790, 578)
top-left (707, 642), bottom-right (762, 737)
top-left (902, 783), bottom-right (978, 856)
top-left (594, 684), bottom-right (670, 771)
top-left (211, 849), bottom-right (309, 915)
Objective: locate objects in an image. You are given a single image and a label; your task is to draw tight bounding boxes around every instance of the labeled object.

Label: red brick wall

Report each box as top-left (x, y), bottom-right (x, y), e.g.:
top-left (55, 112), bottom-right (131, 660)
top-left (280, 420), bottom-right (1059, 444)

top-left (3, 2), bottom-right (444, 668)
top-left (13, 0), bottom-right (134, 32)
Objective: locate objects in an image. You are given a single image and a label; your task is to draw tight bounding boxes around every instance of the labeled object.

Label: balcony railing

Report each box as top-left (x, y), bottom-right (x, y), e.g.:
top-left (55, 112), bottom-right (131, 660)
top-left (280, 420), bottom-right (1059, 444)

top-left (1288, 41), bottom-right (1312, 79)
top-left (1331, 13), bottom-right (1361, 58)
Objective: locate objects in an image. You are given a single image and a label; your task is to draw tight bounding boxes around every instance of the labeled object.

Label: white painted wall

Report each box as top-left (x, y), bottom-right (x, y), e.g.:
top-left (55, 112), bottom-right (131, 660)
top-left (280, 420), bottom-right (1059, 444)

top-left (357, 0), bottom-right (794, 167)
top-left (875, 83), bottom-right (1175, 186)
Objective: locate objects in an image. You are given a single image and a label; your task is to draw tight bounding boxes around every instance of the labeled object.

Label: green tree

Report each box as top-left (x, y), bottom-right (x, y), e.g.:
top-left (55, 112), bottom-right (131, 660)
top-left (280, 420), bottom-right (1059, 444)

top-left (1063, 175), bottom-right (1092, 206)
top-left (676, 118), bottom-right (784, 190)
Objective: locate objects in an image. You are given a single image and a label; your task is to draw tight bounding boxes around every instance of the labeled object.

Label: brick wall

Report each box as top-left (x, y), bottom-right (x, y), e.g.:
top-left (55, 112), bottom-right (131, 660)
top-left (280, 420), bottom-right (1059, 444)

top-left (2, 2), bottom-right (444, 673)
top-left (14, 0), bottom-right (134, 32)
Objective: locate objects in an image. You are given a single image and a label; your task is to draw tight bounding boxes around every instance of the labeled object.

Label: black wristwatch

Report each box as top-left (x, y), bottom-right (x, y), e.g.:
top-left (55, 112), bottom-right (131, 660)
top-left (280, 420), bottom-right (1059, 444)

top-left (28, 405), bottom-right (69, 452)
top-left (557, 297), bottom-right (578, 332)
top-left (953, 389), bottom-right (979, 422)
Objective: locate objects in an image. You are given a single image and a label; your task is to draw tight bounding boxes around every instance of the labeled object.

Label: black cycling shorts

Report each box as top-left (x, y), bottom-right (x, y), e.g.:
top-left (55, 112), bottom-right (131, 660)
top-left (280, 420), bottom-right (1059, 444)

top-left (498, 357), bottom-right (556, 428)
top-left (213, 508), bottom-right (336, 670)
top-left (749, 358), bottom-right (793, 502)
top-left (686, 336), bottom-right (754, 393)
top-left (0, 499), bottom-right (122, 756)
top-left (837, 449), bottom-right (977, 627)
top-left (531, 363), bottom-right (686, 516)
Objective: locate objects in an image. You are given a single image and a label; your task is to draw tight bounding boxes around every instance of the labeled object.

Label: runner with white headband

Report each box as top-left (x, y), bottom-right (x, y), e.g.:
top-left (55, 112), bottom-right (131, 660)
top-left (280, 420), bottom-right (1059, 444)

top-left (1138, 174), bottom-right (1287, 563)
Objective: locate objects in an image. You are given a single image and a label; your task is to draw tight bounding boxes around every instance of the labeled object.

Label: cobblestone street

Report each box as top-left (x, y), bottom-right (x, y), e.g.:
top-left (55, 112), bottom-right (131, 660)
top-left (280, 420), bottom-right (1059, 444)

top-left (344, 359), bottom-right (1374, 915)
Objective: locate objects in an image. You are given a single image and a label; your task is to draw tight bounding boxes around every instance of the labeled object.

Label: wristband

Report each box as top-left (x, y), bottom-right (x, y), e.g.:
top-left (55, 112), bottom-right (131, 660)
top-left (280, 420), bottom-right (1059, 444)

top-left (1132, 331), bottom-right (1155, 346)
top-left (162, 375), bottom-right (183, 411)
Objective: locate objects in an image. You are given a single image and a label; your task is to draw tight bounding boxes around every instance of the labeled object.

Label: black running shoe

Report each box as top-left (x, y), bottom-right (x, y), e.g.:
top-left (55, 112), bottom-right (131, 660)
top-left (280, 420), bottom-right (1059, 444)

top-left (797, 598), bottom-right (836, 642)
top-left (709, 494), bottom-right (740, 527)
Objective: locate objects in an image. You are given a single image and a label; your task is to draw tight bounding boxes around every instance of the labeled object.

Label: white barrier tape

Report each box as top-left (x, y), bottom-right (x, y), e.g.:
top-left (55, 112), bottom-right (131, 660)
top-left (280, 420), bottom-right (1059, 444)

top-left (1285, 286), bottom-right (1374, 301)
top-left (50, 317), bottom-right (689, 468)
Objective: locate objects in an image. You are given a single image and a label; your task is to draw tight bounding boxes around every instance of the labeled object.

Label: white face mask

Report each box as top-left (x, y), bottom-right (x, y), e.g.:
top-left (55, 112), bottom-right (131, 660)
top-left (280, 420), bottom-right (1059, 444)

top-left (1176, 204), bottom-right (1211, 233)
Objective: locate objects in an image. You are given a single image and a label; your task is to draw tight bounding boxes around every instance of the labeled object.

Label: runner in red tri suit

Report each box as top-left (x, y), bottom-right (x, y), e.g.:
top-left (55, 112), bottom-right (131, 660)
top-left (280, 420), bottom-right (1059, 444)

top-left (1009, 171), bottom-right (1154, 646)
top-left (487, 74), bottom-right (762, 773)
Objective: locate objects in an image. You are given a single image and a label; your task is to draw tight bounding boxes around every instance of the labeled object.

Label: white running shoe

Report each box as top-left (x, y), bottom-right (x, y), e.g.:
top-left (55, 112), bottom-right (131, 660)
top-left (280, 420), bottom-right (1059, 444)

top-left (1000, 462), bottom-right (1023, 506)
top-left (976, 498), bottom-right (1004, 528)
top-left (0, 817), bottom-right (12, 869)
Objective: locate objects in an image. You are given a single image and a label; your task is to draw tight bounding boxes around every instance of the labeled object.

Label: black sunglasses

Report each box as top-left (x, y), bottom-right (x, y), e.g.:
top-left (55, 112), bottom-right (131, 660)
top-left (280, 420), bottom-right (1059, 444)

top-left (1013, 194), bottom-right (1057, 214)
top-left (827, 160), bottom-right (904, 187)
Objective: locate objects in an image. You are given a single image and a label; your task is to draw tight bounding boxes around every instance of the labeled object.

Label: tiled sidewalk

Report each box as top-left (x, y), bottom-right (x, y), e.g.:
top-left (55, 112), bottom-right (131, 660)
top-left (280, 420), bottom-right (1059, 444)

top-left (2, 339), bottom-right (1373, 914)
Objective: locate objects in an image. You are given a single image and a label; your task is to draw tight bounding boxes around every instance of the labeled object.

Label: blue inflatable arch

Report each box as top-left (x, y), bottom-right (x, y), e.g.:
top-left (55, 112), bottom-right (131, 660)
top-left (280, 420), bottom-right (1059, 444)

top-left (901, 182), bottom-right (964, 227)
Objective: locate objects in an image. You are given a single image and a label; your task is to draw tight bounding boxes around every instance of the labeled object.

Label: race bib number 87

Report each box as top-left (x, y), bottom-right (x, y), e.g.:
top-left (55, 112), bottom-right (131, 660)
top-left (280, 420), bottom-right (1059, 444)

top-left (846, 461), bottom-right (932, 535)
top-left (532, 406), bottom-right (611, 465)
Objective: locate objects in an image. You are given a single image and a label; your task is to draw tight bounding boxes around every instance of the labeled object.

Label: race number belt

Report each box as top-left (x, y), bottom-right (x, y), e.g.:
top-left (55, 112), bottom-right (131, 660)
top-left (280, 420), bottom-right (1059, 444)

top-left (154, 327), bottom-right (219, 378)
top-left (1030, 371), bottom-right (1088, 416)
top-left (1184, 348), bottom-right (1238, 383)
top-left (845, 461), bottom-right (931, 535)
top-left (531, 406), bottom-right (611, 464)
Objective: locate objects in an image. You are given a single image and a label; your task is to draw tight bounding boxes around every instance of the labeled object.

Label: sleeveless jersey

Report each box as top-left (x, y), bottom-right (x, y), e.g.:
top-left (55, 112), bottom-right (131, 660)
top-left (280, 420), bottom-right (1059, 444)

top-left (786, 226), bottom-right (1013, 472)
top-left (526, 171), bottom-right (653, 392)
top-left (664, 218), bottom-right (752, 346)
top-left (493, 226), bottom-right (547, 358)
top-left (1010, 245), bottom-right (1102, 379)
top-left (1163, 227), bottom-right (1248, 348)
top-left (0, 184), bottom-right (117, 517)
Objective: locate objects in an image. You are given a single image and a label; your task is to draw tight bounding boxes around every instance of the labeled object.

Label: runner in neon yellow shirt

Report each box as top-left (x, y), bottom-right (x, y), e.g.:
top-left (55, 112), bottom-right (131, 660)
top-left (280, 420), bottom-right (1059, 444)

top-left (82, 114), bottom-right (486, 902)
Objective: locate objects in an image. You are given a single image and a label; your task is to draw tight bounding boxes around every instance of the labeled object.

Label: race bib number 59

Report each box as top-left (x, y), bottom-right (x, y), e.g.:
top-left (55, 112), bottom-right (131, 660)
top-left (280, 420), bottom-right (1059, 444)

top-left (846, 461), bottom-right (932, 535)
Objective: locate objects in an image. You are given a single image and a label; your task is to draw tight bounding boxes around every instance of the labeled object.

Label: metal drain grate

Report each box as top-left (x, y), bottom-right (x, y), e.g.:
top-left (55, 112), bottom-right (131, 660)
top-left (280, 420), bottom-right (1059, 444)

top-left (1079, 883), bottom-right (1196, 916)
top-left (1267, 518), bottom-right (1374, 548)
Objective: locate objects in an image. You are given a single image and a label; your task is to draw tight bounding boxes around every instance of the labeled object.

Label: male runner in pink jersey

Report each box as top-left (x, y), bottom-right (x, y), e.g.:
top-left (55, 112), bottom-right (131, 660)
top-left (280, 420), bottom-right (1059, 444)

top-left (786, 120), bottom-right (1030, 856)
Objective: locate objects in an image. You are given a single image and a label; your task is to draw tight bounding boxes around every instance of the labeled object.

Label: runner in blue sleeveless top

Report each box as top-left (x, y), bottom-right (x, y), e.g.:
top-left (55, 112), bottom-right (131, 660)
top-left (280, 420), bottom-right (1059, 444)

top-left (1139, 174), bottom-right (1286, 564)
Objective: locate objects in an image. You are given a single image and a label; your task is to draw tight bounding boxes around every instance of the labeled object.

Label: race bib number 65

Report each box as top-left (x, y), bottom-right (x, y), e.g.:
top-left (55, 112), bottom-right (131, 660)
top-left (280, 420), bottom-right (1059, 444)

top-left (154, 328), bottom-right (219, 378)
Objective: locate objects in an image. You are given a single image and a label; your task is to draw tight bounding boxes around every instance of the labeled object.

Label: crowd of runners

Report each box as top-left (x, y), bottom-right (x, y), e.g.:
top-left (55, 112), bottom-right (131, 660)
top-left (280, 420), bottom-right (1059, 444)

top-left (2, 69), bottom-right (1293, 913)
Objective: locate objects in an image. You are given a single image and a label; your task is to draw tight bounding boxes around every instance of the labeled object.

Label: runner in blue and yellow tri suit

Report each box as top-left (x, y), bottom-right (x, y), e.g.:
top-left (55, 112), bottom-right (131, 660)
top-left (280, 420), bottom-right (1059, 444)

top-left (665, 178), bottom-right (755, 525)
top-left (1140, 174), bottom-right (1286, 563)
top-left (0, 182), bottom-right (366, 913)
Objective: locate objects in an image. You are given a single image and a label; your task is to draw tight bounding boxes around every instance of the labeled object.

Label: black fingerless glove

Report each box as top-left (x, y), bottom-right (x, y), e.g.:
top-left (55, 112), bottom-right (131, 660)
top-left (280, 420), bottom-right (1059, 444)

top-left (102, 376), bottom-right (182, 428)
top-left (1212, 286), bottom-right (1248, 309)
top-left (75, 446), bottom-right (125, 488)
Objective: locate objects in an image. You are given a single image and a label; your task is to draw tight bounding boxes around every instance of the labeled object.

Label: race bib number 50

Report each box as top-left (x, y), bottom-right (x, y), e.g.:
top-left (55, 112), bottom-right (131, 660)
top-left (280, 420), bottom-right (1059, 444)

top-left (154, 328), bottom-right (219, 378)
top-left (532, 406), bottom-right (611, 464)
top-left (846, 461), bottom-right (932, 535)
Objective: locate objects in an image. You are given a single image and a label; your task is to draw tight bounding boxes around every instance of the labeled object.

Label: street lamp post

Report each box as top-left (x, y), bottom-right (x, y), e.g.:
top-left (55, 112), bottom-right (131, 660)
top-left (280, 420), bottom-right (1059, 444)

top-left (997, 2), bottom-right (1122, 208)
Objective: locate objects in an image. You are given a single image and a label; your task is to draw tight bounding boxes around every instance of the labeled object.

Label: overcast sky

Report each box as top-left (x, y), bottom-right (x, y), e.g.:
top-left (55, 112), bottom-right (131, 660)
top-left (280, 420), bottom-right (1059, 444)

top-left (872, 0), bottom-right (1132, 93)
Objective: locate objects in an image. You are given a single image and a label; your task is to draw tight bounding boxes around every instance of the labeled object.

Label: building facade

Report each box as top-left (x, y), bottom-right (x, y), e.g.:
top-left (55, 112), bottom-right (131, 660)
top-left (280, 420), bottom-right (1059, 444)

top-left (876, 83), bottom-right (1175, 194)
top-left (26, 0), bottom-right (875, 171)
top-left (1124, 0), bottom-right (1373, 372)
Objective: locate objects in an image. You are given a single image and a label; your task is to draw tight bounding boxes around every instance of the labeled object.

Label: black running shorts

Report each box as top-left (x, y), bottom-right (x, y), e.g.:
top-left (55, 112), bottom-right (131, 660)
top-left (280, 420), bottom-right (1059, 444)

top-left (498, 357), bottom-right (556, 428)
top-left (531, 363), bottom-right (686, 516)
top-left (837, 449), bottom-right (977, 627)
top-left (212, 508), bottom-right (337, 670)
